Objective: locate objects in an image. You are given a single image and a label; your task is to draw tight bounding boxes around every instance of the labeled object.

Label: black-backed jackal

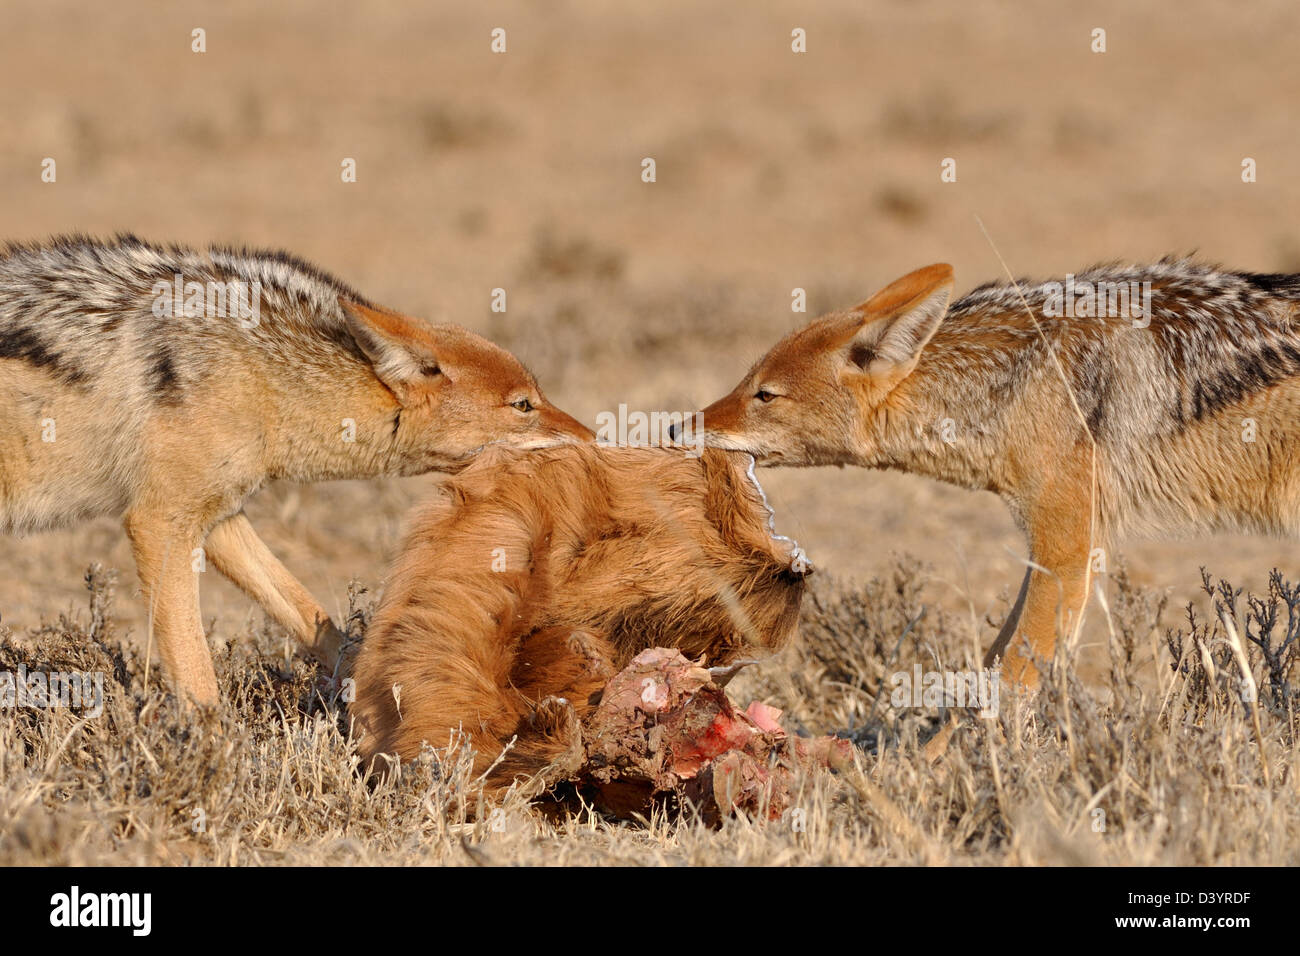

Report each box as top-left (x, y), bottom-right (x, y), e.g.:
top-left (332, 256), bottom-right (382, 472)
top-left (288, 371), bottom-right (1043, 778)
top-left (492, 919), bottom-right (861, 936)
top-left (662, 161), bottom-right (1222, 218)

top-left (687, 259), bottom-right (1300, 688)
top-left (0, 235), bottom-right (592, 704)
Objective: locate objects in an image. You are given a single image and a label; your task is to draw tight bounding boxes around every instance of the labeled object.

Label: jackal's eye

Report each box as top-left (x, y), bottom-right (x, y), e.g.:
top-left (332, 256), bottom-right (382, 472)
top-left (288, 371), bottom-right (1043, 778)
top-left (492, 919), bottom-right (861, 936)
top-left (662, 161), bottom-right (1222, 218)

top-left (754, 388), bottom-right (778, 403)
top-left (510, 397), bottom-right (535, 413)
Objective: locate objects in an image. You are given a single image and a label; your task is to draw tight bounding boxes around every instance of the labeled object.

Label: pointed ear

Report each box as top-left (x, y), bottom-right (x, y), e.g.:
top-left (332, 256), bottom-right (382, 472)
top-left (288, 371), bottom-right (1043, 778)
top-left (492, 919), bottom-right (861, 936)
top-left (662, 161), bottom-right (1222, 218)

top-left (339, 297), bottom-right (442, 398)
top-left (847, 264), bottom-right (953, 379)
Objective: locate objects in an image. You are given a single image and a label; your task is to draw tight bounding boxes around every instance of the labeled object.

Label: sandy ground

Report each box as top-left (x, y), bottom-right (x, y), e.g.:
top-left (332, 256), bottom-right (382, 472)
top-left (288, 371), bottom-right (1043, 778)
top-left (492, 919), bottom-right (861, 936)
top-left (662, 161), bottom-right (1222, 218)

top-left (1, 0), bottom-right (1298, 683)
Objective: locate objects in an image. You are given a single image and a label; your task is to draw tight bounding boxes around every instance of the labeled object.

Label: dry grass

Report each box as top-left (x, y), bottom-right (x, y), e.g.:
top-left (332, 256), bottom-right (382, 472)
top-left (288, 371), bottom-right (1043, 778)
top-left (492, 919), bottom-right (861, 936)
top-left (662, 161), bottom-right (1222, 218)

top-left (2, 559), bottom-right (1295, 866)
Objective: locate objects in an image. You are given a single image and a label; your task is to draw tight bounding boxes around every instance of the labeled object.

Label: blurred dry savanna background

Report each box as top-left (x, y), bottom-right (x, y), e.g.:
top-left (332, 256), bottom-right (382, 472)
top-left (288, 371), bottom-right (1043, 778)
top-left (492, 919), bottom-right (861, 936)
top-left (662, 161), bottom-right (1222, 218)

top-left (1, 0), bottom-right (1298, 865)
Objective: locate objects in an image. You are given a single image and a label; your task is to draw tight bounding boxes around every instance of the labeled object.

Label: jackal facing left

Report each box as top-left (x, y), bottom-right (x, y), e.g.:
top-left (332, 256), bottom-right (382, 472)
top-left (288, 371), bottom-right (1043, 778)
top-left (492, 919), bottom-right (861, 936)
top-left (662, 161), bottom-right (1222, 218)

top-left (688, 259), bottom-right (1300, 688)
top-left (0, 235), bottom-right (592, 704)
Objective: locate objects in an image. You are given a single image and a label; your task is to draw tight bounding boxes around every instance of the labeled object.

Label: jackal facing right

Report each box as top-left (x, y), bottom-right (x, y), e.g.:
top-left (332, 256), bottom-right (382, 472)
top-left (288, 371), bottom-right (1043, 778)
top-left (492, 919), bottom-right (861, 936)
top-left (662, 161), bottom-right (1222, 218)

top-left (0, 235), bottom-right (592, 705)
top-left (687, 259), bottom-right (1300, 687)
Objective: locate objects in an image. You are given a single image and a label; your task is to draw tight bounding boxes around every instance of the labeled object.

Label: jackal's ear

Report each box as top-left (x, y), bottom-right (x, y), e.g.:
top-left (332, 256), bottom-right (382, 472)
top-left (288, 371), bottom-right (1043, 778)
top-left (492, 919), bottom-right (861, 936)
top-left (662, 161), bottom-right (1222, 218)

top-left (339, 297), bottom-right (442, 398)
top-left (847, 264), bottom-right (953, 380)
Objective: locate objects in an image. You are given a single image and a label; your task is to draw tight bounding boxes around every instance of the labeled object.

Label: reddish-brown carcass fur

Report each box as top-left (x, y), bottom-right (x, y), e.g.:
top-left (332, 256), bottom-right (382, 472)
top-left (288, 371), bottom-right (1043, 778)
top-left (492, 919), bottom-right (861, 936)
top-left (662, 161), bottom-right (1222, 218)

top-left (349, 444), bottom-right (808, 788)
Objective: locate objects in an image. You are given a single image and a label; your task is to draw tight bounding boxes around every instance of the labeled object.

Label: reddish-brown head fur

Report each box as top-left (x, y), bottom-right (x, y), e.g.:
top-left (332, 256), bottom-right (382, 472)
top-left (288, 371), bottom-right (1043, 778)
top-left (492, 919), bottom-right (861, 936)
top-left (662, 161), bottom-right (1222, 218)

top-left (340, 299), bottom-right (594, 475)
top-left (694, 264), bottom-right (954, 466)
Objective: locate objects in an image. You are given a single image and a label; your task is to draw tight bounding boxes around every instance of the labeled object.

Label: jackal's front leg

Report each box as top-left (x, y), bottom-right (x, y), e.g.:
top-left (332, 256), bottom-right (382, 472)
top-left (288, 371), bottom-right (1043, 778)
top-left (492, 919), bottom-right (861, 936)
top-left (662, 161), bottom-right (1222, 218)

top-left (994, 512), bottom-right (1093, 690)
top-left (204, 511), bottom-right (344, 671)
top-left (124, 511), bottom-right (220, 705)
